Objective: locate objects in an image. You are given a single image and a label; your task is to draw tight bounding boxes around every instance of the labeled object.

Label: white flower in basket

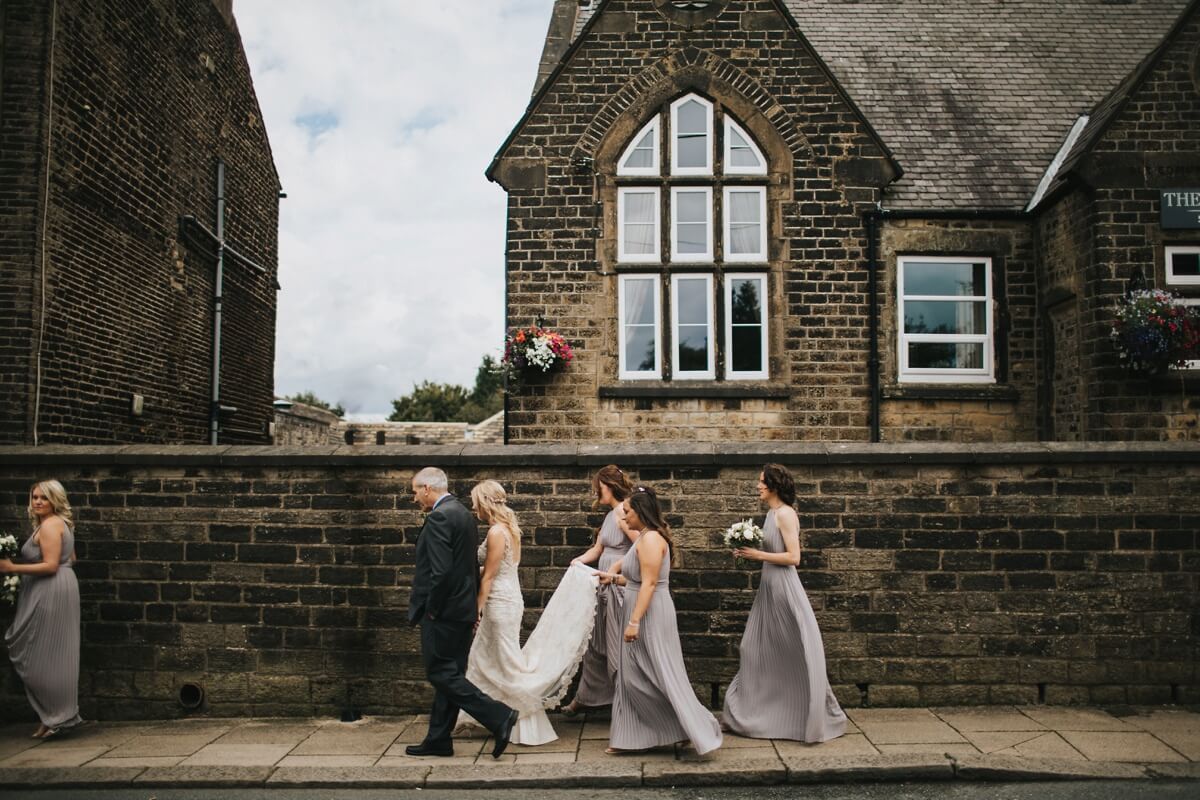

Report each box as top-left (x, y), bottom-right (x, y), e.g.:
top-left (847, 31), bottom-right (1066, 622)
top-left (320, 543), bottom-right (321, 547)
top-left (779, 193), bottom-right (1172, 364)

top-left (722, 519), bottom-right (764, 567)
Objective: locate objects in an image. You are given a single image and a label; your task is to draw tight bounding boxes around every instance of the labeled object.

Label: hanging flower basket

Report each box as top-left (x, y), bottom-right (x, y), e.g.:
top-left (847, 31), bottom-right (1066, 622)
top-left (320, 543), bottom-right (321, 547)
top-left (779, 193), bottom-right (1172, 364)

top-left (502, 325), bottom-right (575, 382)
top-left (1110, 289), bottom-right (1200, 375)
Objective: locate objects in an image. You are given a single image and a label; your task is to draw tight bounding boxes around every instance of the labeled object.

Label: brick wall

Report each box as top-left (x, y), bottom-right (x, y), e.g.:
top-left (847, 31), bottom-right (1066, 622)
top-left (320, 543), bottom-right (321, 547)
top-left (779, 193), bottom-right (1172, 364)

top-left (0, 444), bottom-right (1196, 720)
top-left (0, 0), bottom-right (280, 446)
top-left (1044, 7), bottom-right (1200, 441)
top-left (496, 0), bottom-right (893, 443)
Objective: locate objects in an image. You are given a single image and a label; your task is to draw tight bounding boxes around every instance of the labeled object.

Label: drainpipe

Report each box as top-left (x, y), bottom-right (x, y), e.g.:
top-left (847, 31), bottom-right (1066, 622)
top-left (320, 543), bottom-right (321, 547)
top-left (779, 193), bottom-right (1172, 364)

top-left (865, 208), bottom-right (882, 443)
top-left (209, 161), bottom-right (226, 445)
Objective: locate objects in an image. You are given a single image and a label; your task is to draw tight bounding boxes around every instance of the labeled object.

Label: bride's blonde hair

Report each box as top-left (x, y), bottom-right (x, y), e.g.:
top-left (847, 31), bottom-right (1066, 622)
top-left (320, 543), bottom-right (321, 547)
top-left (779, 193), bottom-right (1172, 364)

top-left (29, 479), bottom-right (73, 531)
top-left (470, 480), bottom-right (522, 542)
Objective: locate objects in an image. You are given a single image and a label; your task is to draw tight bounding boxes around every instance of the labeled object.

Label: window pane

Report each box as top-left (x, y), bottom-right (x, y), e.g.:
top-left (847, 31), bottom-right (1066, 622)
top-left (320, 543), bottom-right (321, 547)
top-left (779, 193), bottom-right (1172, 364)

top-left (903, 262), bottom-right (987, 296)
top-left (730, 279), bottom-right (762, 324)
top-left (624, 326), bottom-right (657, 372)
top-left (728, 126), bottom-right (760, 169)
top-left (676, 99), bottom-right (708, 169)
top-left (623, 278), bottom-right (656, 325)
top-left (728, 191), bottom-right (761, 224)
top-left (625, 129), bottom-right (655, 169)
top-left (908, 342), bottom-right (984, 370)
top-left (675, 278), bottom-right (707, 324)
top-left (903, 301), bottom-right (986, 334)
top-left (677, 224), bottom-right (707, 254)
top-left (731, 326), bottom-right (762, 372)
top-left (677, 324), bottom-right (709, 372)
top-left (1172, 252), bottom-right (1200, 277)
top-left (676, 190), bottom-right (707, 222)
top-left (624, 192), bottom-right (656, 223)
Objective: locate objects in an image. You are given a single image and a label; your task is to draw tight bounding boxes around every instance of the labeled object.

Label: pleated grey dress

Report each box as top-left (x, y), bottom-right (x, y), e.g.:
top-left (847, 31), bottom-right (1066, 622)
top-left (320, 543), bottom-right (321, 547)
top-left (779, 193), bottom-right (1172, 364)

top-left (572, 508), bottom-right (633, 706)
top-left (722, 509), bottom-right (846, 742)
top-left (4, 525), bottom-right (83, 731)
top-left (610, 535), bottom-right (722, 755)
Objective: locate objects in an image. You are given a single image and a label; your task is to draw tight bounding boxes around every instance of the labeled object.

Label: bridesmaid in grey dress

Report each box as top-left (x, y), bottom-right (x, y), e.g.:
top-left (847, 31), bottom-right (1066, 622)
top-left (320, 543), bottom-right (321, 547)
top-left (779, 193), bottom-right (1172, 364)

top-left (602, 487), bottom-right (722, 756)
top-left (2, 480), bottom-right (83, 739)
top-left (723, 464), bottom-right (846, 742)
top-left (565, 465), bottom-right (636, 713)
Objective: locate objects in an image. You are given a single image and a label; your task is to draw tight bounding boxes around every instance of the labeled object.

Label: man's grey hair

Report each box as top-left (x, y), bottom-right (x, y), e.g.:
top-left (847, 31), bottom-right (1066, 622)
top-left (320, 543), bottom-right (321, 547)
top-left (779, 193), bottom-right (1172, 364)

top-left (413, 467), bottom-right (448, 492)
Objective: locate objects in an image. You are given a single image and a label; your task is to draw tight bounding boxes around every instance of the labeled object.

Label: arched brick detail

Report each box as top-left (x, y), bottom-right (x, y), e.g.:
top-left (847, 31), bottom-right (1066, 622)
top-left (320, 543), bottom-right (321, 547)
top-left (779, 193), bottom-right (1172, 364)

top-left (574, 48), bottom-right (812, 173)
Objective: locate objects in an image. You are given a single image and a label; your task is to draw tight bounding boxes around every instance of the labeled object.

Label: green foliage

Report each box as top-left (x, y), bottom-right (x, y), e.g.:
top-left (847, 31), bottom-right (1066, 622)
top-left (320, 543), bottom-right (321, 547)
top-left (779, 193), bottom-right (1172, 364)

top-left (388, 355), bottom-right (504, 424)
top-left (286, 391), bottom-right (344, 418)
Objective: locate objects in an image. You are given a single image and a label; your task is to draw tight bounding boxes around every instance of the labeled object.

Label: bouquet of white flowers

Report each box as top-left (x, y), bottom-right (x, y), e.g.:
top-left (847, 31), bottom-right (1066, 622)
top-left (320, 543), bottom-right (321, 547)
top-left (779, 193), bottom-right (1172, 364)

top-left (0, 533), bottom-right (20, 605)
top-left (722, 519), bottom-right (764, 567)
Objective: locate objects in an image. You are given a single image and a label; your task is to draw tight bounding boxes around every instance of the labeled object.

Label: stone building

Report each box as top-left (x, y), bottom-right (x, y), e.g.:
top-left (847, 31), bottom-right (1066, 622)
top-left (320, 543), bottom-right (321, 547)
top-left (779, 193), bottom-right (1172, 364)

top-left (491, 0), bottom-right (1200, 444)
top-left (0, 0), bottom-right (280, 445)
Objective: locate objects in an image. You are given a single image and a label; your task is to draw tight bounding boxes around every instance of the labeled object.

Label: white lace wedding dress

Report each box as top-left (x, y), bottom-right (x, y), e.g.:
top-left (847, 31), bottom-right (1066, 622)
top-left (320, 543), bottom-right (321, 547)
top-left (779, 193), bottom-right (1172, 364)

top-left (458, 534), bottom-right (599, 745)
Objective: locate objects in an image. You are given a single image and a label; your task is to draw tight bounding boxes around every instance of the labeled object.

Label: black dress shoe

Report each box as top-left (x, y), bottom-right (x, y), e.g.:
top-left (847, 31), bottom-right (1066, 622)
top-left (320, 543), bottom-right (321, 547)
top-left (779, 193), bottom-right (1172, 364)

top-left (491, 709), bottom-right (519, 759)
top-left (405, 743), bottom-right (454, 757)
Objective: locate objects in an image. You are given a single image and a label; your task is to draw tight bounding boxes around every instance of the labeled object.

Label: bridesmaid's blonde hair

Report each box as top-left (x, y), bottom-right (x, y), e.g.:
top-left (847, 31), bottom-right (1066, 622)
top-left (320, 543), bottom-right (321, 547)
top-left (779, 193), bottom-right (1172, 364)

top-left (470, 480), bottom-right (522, 543)
top-left (29, 479), bottom-right (73, 531)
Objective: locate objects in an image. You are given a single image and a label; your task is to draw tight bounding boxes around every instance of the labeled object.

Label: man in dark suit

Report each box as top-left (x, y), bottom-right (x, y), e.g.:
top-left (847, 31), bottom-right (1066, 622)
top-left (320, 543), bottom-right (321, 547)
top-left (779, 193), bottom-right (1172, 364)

top-left (406, 466), bottom-right (517, 758)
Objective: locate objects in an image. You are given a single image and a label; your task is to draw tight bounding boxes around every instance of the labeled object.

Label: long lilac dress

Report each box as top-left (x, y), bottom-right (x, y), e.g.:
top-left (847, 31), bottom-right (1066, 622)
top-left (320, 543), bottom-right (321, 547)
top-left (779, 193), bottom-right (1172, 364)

top-left (4, 525), bottom-right (83, 731)
top-left (610, 535), bottom-right (722, 755)
top-left (572, 508), bottom-right (632, 706)
top-left (722, 509), bottom-right (846, 742)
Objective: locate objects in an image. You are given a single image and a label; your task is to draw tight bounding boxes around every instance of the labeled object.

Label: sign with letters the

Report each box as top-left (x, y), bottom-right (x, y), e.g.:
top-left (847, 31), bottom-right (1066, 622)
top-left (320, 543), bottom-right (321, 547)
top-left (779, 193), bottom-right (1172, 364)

top-left (1160, 189), bottom-right (1200, 229)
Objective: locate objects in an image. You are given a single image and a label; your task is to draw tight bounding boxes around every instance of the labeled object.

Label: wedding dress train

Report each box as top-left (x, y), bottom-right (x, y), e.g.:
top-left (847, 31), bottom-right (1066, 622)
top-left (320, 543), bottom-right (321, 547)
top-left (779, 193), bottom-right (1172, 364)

top-left (458, 537), bottom-right (599, 744)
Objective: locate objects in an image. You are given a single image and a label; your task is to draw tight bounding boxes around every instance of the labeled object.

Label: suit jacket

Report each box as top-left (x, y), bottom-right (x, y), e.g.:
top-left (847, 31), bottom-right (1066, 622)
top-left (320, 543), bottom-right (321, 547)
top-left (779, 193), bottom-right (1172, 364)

top-left (407, 495), bottom-right (480, 626)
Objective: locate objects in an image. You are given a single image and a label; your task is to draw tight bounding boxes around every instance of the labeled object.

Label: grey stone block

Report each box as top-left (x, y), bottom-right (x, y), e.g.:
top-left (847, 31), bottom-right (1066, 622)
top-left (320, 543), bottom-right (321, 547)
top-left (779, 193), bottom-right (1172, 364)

top-left (952, 754), bottom-right (1150, 781)
top-left (0, 766), bottom-right (145, 787)
top-left (134, 765), bottom-right (274, 786)
top-left (643, 757), bottom-right (787, 786)
top-left (423, 761), bottom-right (643, 789)
top-left (785, 753), bottom-right (956, 783)
top-left (266, 765), bottom-right (430, 787)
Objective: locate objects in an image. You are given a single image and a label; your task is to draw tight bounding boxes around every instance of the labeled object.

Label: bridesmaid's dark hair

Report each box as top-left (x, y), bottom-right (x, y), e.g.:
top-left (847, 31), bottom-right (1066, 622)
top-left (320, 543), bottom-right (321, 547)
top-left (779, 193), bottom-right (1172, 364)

top-left (762, 463), bottom-right (796, 506)
top-left (592, 464), bottom-right (634, 510)
top-left (628, 486), bottom-right (674, 555)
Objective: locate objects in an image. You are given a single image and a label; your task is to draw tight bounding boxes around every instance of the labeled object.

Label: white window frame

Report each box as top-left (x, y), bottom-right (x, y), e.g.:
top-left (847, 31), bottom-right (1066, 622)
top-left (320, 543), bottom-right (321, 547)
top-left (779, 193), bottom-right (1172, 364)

top-left (723, 117), bottom-right (767, 176)
top-left (670, 186), bottom-right (713, 262)
top-left (617, 116), bottom-right (660, 177)
top-left (618, 275), bottom-right (662, 380)
top-left (670, 273), bottom-right (716, 380)
top-left (723, 186), bottom-right (768, 263)
top-left (617, 187), bottom-right (661, 264)
top-left (724, 273), bottom-right (769, 380)
top-left (1165, 246), bottom-right (1200, 286)
top-left (670, 94), bottom-right (713, 177)
top-left (897, 255), bottom-right (995, 384)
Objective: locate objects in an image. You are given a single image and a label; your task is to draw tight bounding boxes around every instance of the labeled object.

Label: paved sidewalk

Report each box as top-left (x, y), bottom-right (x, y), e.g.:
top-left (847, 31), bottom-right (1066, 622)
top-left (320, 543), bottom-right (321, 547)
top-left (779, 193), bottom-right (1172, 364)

top-left (0, 706), bottom-right (1197, 789)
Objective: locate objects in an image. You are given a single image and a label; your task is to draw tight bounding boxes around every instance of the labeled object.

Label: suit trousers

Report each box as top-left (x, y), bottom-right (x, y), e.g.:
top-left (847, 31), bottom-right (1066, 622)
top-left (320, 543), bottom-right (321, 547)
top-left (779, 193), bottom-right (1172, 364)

top-left (419, 619), bottom-right (511, 747)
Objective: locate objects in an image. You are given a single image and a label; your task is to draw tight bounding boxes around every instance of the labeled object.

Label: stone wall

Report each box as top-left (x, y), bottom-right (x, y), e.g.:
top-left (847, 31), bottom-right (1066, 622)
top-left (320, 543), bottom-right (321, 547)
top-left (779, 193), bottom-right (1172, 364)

top-left (0, 0), bottom-right (280, 446)
top-left (0, 443), bottom-right (1196, 721)
top-left (338, 412), bottom-right (505, 447)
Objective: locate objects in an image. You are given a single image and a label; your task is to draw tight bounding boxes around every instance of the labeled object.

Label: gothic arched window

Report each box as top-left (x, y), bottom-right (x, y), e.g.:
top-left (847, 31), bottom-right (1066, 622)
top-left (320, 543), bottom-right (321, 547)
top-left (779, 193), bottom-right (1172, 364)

top-left (614, 93), bottom-right (769, 382)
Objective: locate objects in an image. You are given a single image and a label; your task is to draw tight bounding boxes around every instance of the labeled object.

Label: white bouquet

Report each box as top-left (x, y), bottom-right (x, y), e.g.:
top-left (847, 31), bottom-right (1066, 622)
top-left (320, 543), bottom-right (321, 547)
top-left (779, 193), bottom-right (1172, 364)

top-left (722, 519), bottom-right (764, 567)
top-left (0, 533), bottom-right (20, 605)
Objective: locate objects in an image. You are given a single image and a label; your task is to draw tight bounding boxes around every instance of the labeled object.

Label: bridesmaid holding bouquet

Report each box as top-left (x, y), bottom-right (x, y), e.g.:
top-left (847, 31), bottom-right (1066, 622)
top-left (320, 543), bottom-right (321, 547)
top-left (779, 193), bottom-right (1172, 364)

top-left (722, 464), bottom-right (846, 742)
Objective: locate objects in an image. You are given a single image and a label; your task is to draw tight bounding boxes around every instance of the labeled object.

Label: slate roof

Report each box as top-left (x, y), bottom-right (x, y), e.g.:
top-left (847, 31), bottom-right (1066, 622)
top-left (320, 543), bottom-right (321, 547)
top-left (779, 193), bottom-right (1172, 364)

top-left (564, 0), bottom-right (1190, 210)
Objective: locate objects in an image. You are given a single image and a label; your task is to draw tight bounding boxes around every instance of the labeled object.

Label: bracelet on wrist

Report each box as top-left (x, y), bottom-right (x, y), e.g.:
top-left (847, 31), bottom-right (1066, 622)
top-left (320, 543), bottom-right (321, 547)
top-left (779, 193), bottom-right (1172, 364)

top-left (628, 620), bottom-right (640, 627)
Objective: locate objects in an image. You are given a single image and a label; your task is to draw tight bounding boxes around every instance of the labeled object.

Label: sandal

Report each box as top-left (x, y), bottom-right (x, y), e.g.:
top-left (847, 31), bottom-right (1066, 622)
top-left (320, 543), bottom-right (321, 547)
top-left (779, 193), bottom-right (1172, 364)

top-left (561, 702), bottom-right (582, 718)
top-left (31, 725), bottom-right (48, 739)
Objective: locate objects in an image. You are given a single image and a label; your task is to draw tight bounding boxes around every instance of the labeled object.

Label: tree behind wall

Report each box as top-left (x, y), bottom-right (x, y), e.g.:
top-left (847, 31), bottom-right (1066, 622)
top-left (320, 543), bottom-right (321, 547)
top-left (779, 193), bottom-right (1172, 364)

top-left (388, 355), bottom-right (503, 423)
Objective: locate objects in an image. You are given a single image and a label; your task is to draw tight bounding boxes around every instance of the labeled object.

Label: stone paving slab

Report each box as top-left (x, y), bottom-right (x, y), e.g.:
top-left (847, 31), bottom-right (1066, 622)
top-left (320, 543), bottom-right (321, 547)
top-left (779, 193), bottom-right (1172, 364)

top-left (1020, 708), bottom-right (1140, 731)
top-left (134, 765), bottom-right (274, 787)
top-left (952, 754), bottom-right (1149, 781)
top-left (180, 743), bottom-right (293, 766)
top-left (213, 721), bottom-right (325, 746)
top-left (774, 733), bottom-right (878, 759)
top-left (0, 744), bottom-right (111, 767)
top-left (102, 731), bottom-right (225, 758)
top-left (85, 755), bottom-right (184, 768)
top-left (1059, 731), bottom-right (1188, 763)
top-left (963, 730), bottom-right (1085, 760)
top-left (934, 706), bottom-right (1049, 732)
top-left (267, 764), bottom-right (429, 788)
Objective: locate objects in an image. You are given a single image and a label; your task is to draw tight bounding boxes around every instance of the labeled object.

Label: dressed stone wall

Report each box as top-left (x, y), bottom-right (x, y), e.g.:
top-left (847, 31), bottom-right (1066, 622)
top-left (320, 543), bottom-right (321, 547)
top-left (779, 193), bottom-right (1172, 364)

top-left (0, 443), bottom-right (1196, 720)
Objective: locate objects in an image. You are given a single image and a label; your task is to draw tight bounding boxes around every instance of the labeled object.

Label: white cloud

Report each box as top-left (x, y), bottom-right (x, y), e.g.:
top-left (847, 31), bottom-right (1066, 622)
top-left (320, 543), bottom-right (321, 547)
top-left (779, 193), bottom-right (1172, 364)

top-left (236, 0), bottom-right (553, 414)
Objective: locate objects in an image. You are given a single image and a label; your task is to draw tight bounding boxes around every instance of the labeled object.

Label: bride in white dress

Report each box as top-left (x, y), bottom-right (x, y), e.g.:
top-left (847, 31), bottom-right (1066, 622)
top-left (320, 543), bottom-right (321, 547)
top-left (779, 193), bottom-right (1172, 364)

top-left (458, 480), bottom-right (599, 745)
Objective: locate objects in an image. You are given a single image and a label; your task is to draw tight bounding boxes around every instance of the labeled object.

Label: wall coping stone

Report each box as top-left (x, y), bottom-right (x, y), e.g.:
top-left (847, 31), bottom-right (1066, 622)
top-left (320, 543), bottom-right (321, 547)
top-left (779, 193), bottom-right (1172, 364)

top-left (1, 442), bottom-right (1198, 468)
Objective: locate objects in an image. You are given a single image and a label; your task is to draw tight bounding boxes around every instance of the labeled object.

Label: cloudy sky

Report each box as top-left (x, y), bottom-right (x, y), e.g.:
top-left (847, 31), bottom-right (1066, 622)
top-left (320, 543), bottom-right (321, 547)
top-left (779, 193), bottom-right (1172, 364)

top-left (236, 1), bottom-right (555, 418)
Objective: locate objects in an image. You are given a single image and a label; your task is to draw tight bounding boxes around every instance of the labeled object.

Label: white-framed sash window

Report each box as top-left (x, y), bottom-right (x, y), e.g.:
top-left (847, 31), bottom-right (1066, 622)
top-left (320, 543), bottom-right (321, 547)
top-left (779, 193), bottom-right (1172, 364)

top-left (671, 274), bottom-right (715, 379)
top-left (897, 256), bottom-right (994, 383)
top-left (1166, 246), bottom-right (1200, 285)
top-left (725, 273), bottom-right (768, 379)
top-left (723, 117), bottom-right (767, 175)
top-left (618, 187), bottom-right (661, 263)
top-left (619, 275), bottom-right (662, 379)
top-left (671, 187), bottom-right (713, 262)
top-left (670, 94), bottom-right (713, 176)
top-left (724, 187), bottom-right (767, 262)
top-left (618, 117), bottom-right (660, 177)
